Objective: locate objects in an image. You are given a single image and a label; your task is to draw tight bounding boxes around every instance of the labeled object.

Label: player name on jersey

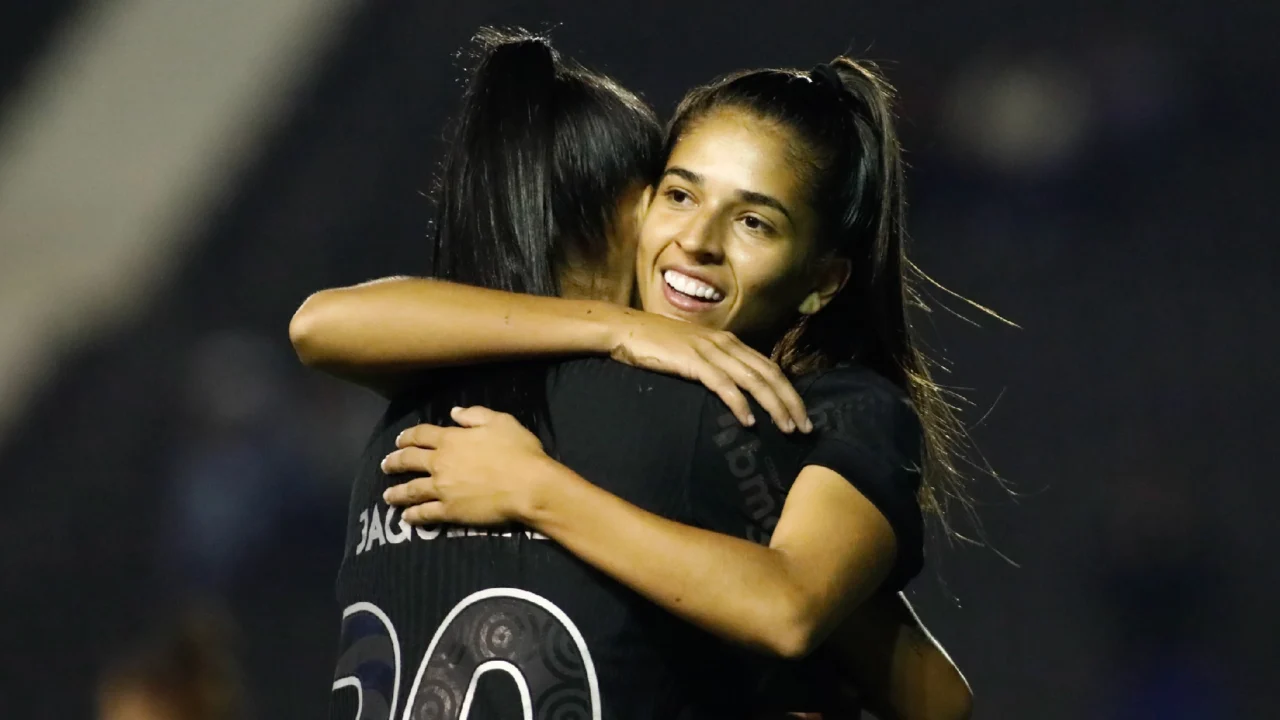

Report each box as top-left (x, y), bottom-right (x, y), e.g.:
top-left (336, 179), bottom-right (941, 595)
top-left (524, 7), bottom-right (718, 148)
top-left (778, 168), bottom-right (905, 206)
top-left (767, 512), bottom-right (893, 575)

top-left (353, 502), bottom-right (549, 556)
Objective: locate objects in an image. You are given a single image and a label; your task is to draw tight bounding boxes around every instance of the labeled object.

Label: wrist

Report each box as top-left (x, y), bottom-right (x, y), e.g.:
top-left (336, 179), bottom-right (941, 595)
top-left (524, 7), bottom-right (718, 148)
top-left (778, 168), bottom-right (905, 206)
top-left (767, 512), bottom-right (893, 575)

top-left (574, 299), bottom-right (628, 356)
top-left (515, 455), bottom-right (578, 529)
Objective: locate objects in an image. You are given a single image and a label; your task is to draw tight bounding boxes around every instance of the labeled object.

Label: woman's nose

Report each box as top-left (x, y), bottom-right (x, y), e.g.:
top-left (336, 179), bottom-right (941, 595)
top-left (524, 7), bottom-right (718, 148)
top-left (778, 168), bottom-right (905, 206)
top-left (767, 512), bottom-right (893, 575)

top-left (673, 215), bottom-right (724, 262)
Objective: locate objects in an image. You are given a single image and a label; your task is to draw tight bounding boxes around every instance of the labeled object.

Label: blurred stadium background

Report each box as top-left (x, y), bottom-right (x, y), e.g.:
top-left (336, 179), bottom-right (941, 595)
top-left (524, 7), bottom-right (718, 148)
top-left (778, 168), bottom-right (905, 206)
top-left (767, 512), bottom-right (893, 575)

top-left (0, 1), bottom-right (1275, 717)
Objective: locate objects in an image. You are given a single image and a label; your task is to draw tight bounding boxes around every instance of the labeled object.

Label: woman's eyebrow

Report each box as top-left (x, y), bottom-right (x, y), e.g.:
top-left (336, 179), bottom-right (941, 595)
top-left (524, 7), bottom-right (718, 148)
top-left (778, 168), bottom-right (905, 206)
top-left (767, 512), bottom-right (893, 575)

top-left (736, 189), bottom-right (793, 224)
top-left (662, 167), bottom-right (702, 185)
top-left (665, 166), bottom-right (794, 224)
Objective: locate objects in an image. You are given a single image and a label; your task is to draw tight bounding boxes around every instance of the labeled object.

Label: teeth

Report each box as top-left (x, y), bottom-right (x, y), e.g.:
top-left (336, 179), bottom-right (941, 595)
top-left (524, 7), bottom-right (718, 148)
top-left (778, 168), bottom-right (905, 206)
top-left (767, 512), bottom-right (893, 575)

top-left (664, 269), bottom-right (724, 302)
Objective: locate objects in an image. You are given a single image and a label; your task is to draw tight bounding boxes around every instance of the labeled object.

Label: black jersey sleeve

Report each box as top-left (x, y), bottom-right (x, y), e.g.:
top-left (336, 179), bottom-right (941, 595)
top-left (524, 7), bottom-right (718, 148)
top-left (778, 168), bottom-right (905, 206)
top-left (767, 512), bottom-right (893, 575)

top-left (796, 366), bottom-right (925, 592)
top-left (687, 365), bottom-right (925, 592)
top-left (666, 365), bottom-right (925, 714)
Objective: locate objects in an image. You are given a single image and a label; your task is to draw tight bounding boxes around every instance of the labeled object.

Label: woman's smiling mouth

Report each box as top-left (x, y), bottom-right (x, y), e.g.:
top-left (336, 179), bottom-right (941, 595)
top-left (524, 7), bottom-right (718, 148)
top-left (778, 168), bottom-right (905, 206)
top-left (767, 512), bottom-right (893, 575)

top-left (661, 268), bottom-right (725, 312)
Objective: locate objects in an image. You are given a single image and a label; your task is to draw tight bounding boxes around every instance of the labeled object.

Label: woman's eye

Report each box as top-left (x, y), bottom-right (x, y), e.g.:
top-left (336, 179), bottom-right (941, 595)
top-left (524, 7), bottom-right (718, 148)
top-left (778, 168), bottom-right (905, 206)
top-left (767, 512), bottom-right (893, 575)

top-left (741, 215), bottom-right (774, 234)
top-left (666, 188), bottom-right (692, 205)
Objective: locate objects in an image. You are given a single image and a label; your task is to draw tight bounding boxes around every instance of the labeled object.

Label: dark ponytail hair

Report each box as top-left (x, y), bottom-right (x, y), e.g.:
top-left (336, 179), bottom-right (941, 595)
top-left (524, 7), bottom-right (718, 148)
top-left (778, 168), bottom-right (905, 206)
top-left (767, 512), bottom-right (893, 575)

top-left (666, 59), bottom-right (989, 537)
top-left (432, 28), bottom-right (662, 295)
top-left (430, 30), bottom-right (560, 297)
top-left (415, 29), bottom-right (662, 431)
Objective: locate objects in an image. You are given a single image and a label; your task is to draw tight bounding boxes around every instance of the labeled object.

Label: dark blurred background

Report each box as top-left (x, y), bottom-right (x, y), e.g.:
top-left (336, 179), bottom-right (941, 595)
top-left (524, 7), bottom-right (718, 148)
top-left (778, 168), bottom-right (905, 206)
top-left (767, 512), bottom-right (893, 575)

top-left (0, 0), bottom-right (1275, 717)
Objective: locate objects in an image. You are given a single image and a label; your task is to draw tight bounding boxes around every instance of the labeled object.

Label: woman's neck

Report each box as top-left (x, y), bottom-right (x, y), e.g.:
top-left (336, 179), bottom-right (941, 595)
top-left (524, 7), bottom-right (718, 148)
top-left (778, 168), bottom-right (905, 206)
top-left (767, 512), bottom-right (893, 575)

top-left (558, 267), bottom-right (631, 306)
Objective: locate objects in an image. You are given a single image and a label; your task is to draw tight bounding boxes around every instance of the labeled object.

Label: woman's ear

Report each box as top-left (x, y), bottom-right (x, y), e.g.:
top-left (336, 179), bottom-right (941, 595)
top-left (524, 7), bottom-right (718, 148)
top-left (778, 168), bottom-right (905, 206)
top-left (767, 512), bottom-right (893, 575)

top-left (798, 257), bottom-right (852, 315)
top-left (637, 185), bottom-right (655, 224)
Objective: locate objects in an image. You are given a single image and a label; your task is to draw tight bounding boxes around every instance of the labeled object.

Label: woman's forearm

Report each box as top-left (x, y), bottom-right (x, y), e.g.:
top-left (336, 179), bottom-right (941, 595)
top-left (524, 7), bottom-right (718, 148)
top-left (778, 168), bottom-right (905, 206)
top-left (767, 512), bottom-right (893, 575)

top-left (520, 459), bottom-right (848, 659)
top-left (289, 277), bottom-right (618, 381)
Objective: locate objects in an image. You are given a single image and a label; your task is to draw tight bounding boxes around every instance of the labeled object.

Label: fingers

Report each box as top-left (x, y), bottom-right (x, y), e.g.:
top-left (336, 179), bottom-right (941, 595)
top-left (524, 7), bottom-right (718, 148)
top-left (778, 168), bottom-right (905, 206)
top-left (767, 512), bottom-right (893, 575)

top-left (396, 423), bottom-right (450, 449)
top-left (401, 501), bottom-right (445, 525)
top-left (694, 360), bottom-right (756, 427)
top-left (381, 447), bottom-right (435, 475)
top-left (713, 336), bottom-right (810, 433)
top-left (699, 341), bottom-right (799, 433)
top-left (383, 476), bottom-right (437, 505)
top-left (450, 405), bottom-right (499, 427)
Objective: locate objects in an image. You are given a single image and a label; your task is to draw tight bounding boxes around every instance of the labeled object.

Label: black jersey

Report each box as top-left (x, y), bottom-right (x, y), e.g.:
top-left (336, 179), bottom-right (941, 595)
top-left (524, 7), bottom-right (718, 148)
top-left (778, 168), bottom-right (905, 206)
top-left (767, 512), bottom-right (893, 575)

top-left (329, 359), bottom-right (922, 720)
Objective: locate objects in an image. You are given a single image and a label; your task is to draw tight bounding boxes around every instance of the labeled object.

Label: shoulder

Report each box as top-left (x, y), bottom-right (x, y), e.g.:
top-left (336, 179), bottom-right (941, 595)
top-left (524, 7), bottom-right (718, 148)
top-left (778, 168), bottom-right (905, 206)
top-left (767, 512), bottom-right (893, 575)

top-left (545, 358), bottom-right (707, 520)
top-left (796, 363), bottom-right (913, 410)
top-left (546, 357), bottom-right (709, 446)
top-left (797, 364), bottom-right (922, 459)
top-left (548, 358), bottom-right (710, 408)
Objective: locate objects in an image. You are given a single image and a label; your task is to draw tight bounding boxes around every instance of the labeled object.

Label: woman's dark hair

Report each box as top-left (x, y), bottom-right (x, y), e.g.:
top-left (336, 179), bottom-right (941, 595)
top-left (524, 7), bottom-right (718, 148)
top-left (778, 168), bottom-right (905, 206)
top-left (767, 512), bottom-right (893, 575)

top-left (430, 27), bottom-right (662, 296)
top-left (415, 28), bottom-right (662, 430)
top-left (665, 58), bottom-right (987, 536)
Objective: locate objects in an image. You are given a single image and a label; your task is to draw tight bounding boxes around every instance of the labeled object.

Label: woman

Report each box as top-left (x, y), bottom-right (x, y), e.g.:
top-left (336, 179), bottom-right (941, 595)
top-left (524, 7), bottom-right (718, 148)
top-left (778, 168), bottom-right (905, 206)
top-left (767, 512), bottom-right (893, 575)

top-left (296, 33), bottom-right (971, 719)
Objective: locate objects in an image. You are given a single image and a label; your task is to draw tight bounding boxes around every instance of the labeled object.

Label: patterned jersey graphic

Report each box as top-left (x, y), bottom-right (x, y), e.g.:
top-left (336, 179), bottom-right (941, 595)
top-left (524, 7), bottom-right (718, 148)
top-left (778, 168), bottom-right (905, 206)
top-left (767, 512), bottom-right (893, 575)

top-left (333, 590), bottom-right (600, 720)
top-left (333, 602), bottom-right (403, 720)
top-left (402, 588), bottom-right (601, 720)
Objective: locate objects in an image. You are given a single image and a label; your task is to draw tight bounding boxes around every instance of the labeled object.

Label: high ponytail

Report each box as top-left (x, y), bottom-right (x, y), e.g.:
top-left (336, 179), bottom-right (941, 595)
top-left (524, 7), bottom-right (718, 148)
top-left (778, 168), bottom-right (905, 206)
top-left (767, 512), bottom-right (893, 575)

top-left (418, 30), bottom-right (564, 435)
top-left (827, 58), bottom-right (983, 539)
top-left (431, 29), bottom-right (560, 298)
top-left (414, 29), bottom-right (662, 438)
top-left (430, 27), bottom-right (663, 297)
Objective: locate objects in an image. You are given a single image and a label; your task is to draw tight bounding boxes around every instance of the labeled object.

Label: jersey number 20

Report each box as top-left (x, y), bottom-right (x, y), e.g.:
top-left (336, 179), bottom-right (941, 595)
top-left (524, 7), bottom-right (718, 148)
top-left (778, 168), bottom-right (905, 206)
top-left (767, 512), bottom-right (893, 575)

top-left (332, 588), bottom-right (601, 720)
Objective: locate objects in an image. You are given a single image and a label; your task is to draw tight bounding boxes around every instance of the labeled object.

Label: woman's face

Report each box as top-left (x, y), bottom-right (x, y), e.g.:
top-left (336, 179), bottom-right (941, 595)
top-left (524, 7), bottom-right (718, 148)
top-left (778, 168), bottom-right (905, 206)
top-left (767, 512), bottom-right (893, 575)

top-left (635, 108), bottom-right (844, 345)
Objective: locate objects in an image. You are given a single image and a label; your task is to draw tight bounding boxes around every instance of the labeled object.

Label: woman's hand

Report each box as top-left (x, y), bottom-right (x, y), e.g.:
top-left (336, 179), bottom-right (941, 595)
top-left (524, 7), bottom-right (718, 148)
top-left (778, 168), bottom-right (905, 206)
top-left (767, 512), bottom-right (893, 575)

top-left (608, 310), bottom-right (810, 433)
top-left (380, 406), bottom-right (559, 526)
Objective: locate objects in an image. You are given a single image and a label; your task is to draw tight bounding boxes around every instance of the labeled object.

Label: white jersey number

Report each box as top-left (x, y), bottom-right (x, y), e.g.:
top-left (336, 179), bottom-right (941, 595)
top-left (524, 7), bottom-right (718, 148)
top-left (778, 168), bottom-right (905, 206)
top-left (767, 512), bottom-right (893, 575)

top-left (332, 589), bottom-right (601, 720)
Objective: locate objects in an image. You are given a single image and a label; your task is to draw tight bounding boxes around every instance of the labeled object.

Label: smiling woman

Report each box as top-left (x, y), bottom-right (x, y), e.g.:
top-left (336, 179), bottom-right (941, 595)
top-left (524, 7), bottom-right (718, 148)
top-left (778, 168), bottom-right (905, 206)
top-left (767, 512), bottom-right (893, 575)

top-left (637, 110), bottom-right (848, 348)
